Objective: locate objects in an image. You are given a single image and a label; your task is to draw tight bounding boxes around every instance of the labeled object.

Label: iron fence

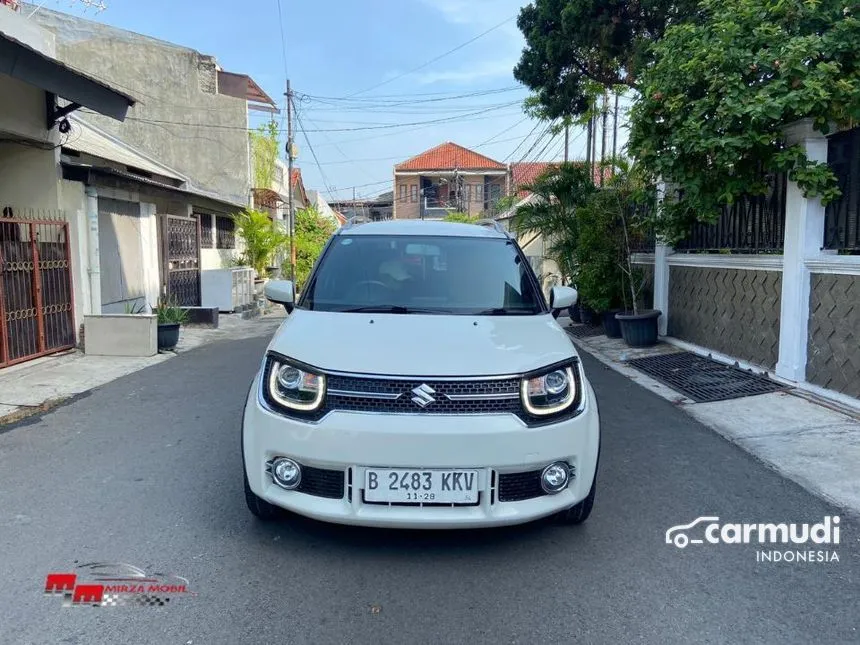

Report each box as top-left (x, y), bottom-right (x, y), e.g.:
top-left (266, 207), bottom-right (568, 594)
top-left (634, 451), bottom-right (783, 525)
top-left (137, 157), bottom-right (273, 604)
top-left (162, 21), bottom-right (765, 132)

top-left (675, 172), bottom-right (787, 254)
top-left (0, 219), bottom-right (75, 368)
top-left (824, 127), bottom-right (860, 253)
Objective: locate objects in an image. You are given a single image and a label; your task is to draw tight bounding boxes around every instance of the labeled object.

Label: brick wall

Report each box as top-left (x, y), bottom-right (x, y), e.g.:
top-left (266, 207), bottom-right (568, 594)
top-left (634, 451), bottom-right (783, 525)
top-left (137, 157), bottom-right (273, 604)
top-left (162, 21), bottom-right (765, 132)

top-left (807, 273), bottom-right (860, 398)
top-left (668, 266), bottom-right (782, 369)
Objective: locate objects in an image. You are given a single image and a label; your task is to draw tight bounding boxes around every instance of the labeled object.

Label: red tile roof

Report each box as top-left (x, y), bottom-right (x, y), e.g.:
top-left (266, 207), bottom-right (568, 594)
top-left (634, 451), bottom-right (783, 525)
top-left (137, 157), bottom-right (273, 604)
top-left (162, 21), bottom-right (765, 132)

top-left (395, 142), bottom-right (505, 171)
top-left (290, 167), bottom-right (308, 204)
top-left (511, 161), bottom-right (614, 197)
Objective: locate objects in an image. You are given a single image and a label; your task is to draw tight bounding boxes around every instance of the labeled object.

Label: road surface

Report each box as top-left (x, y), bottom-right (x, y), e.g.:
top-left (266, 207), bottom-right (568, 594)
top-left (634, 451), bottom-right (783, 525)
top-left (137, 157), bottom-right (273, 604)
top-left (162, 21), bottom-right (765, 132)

top-left (1, 326), bottom-right (857, 644)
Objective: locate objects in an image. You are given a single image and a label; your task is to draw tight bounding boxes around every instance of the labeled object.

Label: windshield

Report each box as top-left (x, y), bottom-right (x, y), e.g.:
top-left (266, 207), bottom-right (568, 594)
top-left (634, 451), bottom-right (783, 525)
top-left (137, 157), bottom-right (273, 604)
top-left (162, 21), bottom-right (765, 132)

top-left (300, 234), bottom-right (543, 315)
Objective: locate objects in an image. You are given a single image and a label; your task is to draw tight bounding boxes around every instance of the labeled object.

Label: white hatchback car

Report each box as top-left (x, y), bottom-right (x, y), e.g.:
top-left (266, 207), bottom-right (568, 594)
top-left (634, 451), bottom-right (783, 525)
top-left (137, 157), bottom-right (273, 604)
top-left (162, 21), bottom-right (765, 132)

top-left (242, 219), bottom-right (600, 529)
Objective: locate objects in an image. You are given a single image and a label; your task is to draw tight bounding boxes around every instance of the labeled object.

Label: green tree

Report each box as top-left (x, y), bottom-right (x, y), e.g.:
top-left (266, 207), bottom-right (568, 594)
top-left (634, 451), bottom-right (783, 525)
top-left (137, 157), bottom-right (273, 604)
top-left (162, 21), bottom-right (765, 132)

top-left (513, 0), bottom-right (699, 120)
top-left (290, 205), bottom-right (337, 291)
top-left (511, 162), bottom-right (597, 284)
top-left (234, 208), bottom-right (288, 277)
top-left (250, 120), bottom-right (279, 189)
top-left (628, 0), bottom-right (860, 241)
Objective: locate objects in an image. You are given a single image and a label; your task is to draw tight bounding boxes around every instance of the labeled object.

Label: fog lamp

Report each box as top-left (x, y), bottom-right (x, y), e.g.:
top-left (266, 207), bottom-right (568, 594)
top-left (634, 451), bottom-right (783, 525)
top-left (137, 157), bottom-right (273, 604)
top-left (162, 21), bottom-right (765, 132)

top-left (541, 462), bottom-right (570, 494)
top-left (271, 457), bottom-right (302, 490)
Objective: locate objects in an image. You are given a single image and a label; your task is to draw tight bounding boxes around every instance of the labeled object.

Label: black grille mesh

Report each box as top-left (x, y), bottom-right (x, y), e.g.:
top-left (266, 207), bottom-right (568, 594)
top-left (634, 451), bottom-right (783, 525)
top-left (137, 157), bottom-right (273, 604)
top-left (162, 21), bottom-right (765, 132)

top-left (296, 466), bottom-right (345, 499)
top-left (326, 374), bottom-right (521, 415)
top-left (498, 470), bottom-right (546, 502)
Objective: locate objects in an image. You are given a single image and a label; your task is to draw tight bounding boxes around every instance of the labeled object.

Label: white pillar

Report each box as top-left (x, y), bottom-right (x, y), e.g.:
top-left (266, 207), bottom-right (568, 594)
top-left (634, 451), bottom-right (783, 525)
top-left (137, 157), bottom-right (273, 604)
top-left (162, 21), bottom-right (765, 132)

top-left (84, 185), bottom-right (101, 315)
top-left (139, 202), bottom-right (161, 310)
top-left (775, 119), bottom-right (828, 382)
top-left (653, 180), bottom-right (673, 336)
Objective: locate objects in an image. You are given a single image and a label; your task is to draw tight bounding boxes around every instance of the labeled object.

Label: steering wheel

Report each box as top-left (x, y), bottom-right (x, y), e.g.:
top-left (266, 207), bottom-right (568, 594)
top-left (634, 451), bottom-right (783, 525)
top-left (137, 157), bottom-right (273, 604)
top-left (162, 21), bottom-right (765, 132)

top-left (347, 280), bottom-right (393, 302)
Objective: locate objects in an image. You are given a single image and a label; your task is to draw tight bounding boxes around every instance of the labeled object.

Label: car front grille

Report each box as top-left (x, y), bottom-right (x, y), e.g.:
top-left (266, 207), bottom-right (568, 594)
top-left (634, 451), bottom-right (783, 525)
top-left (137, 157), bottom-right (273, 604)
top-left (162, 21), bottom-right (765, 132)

top-left (324, 374), bottom-right (522, 416)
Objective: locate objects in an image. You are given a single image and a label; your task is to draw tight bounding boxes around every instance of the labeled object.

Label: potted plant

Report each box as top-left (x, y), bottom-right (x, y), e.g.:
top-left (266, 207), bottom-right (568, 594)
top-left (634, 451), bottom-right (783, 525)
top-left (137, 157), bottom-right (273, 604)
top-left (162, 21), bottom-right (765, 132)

top-left (154, 298), bottom-right (189, 350)
top-left (233, 208), bottom-right (289, 287)
top-left (611, 162), bottom-right (661, 347)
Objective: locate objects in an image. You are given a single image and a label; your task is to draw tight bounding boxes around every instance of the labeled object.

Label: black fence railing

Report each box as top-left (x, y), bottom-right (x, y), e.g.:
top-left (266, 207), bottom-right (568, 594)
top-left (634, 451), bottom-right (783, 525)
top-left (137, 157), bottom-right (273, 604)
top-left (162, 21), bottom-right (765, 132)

top-left (675, 172), bottom-right (787, 254)
top-left (824, 127), bottom-right (860, 253)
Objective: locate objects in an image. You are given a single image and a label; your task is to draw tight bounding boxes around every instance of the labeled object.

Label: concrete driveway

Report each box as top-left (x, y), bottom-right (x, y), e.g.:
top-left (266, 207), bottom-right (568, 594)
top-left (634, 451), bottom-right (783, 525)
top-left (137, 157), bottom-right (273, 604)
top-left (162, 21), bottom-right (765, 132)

top-left (0, 331), bottom-right (857, 644)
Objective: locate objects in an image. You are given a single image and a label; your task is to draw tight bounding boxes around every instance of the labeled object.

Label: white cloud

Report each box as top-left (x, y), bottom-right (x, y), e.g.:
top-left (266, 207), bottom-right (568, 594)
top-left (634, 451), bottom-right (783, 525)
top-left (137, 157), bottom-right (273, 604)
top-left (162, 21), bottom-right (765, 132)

top-left (421, 0), bottom-right (527, 28)
top-left (411, 58), bottom-right (517, 85)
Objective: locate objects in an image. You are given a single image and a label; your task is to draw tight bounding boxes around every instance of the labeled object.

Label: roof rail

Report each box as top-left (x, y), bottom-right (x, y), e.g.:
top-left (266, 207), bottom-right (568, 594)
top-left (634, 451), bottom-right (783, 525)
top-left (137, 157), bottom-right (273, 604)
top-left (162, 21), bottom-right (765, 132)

top-left (473, 218), bottom-right (508, 235)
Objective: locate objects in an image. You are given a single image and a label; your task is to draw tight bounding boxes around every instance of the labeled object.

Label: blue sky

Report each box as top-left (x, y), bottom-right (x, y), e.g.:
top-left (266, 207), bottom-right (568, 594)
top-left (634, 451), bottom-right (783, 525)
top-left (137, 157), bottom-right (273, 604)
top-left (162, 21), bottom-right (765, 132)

top-left (44, 0), bottom-right (625, 200)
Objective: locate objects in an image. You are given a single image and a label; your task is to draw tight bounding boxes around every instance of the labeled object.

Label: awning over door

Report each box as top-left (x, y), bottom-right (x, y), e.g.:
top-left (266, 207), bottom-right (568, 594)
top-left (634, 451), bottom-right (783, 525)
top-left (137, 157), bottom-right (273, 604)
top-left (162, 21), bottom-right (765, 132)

top-left (0, 30), bottom-right (135, 122)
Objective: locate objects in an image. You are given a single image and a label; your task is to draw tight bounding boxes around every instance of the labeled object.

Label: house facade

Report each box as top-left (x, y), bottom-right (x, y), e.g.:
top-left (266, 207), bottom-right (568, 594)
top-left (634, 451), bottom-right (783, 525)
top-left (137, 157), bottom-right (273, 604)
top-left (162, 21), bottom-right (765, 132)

top-left (0, 3), bottom-right (135, 367)
top-left (27, 4), bottom-right (276, 307)
top-left (393, 142), bottom-right (507, 219)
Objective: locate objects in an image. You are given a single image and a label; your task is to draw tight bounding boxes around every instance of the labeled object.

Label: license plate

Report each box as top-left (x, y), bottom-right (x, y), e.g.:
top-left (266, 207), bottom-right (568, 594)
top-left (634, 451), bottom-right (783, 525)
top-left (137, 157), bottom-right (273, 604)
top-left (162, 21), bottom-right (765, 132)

top-left (363, 468), bottom-right (479, 504)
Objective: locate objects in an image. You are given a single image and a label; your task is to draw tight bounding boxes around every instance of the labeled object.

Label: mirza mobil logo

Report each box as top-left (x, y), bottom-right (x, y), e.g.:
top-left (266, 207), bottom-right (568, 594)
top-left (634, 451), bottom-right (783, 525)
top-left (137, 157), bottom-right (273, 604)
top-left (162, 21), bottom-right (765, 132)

top-left (666, 516), bottom-right (841, 563)
top-left (44, 562), bottom-right (195, 607)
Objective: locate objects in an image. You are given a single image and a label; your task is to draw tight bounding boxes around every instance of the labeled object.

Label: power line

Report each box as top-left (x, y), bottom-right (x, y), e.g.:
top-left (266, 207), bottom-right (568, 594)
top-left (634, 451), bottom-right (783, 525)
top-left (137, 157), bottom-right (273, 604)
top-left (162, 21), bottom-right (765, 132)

top-left (275, 0), bottom-right (289, 79)
top-left (343, 14), bottom-right (516, 98)
top-left (81, 103), bottom-right (521, 134)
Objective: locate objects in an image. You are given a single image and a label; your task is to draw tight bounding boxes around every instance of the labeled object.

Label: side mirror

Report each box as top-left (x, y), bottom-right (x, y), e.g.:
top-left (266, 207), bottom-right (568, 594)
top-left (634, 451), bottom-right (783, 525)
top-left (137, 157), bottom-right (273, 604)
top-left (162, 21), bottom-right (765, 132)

top-left (549, 285), bottom-right (578, 311)
top-left (265, 280), bottom-right (294, 306)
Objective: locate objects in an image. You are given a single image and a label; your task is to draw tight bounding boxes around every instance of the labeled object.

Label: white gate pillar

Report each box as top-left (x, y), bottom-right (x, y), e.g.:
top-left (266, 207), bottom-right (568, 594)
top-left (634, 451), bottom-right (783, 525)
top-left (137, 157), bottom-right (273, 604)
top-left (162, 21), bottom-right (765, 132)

top-left (775, 119), bottom-right (829, 382)
top-left (653, 180), bottom-right (674, 336)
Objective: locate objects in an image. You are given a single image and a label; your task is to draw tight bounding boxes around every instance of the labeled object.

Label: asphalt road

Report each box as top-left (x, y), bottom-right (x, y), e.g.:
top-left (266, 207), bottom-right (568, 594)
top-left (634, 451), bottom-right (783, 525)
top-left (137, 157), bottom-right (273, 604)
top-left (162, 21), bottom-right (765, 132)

top-left (1, 326), bottom-right (857, 645)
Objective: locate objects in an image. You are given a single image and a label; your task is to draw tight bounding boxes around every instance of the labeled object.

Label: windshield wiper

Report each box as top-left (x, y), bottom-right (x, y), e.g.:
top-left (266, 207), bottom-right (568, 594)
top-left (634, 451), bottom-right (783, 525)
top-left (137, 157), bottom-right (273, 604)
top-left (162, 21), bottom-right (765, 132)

top-left (475, 308), bottom-right (537, 315)
top-left (339, 306), bottom-right (449, 314)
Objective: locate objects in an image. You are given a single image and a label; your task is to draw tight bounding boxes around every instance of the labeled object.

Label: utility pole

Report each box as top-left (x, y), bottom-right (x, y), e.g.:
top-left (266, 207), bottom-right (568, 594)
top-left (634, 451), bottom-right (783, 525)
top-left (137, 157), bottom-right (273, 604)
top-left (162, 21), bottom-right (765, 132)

top-left (612, 90), bottom-right (619, 162)
top-left (352, 187), bottom-right (357, 219)
top-left (564, 122), bottom-right (569, 163)
top-left (591, 96), bottom-right (598, 182)
top-left (600, 89), bottom-right (608, 187)
top-left (286, 79), bottom-right (296, 286)
top-left (585, 115), bottom-right (592, 173)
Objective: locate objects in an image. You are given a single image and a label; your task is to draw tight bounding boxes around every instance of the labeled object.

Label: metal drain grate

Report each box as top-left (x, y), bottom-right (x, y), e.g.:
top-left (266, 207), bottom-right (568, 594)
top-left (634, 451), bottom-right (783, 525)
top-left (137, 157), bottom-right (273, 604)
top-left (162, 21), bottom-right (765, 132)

top-left (566, 324), bottom-right (605, 339)
top-left (627, 351), bottom-right (789, 403)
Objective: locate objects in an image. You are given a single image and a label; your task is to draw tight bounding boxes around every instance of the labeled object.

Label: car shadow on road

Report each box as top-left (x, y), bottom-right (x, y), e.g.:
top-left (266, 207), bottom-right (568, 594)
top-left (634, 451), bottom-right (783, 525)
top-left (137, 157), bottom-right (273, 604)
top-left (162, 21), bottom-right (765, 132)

top-left (242, 507), bottom-right (589, 557)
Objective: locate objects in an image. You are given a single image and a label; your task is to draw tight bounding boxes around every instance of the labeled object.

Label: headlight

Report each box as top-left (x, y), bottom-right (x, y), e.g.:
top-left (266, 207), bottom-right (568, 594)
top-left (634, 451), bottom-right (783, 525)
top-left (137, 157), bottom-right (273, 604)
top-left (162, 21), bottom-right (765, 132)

top-left (521, 365), bottom-right (577, 416)
top-left (267, 358), bottom-right (326, 412)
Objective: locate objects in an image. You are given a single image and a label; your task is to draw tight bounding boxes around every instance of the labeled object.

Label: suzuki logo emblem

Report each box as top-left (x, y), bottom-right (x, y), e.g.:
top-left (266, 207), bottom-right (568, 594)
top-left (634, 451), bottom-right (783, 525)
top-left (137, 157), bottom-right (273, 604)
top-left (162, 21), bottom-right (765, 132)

top-left (411, 383), bottom-right (436, 408)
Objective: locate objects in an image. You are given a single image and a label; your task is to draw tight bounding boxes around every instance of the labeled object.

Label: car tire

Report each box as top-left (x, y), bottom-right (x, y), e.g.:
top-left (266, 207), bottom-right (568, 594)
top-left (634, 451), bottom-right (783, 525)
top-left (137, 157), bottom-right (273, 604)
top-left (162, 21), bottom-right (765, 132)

top-left (244, 468), bottom-right (280, 521)
top-left (556, 477), bottom-right (596, 525)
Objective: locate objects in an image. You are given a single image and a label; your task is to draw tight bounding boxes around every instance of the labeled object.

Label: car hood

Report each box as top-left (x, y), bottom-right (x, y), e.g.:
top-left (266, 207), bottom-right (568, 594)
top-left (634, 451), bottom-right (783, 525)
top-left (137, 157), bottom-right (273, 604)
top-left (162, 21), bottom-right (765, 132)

top-left (266, 310), bottom-right (577, 376)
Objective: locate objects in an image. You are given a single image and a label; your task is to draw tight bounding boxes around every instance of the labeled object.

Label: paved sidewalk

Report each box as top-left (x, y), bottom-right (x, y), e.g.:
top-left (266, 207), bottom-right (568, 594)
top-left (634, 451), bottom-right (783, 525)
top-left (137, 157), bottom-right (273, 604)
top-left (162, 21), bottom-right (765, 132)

top-left (562, 317), bottom-right (860, 517)
top-left (0, 310), bottom-right (285, 426)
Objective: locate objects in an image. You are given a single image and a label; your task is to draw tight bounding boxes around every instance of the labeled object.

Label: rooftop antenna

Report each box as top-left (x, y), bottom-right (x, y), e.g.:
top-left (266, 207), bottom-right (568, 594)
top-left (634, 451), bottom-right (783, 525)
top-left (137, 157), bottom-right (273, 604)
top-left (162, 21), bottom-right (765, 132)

top-left (28, 0), bottom-right (107, 18)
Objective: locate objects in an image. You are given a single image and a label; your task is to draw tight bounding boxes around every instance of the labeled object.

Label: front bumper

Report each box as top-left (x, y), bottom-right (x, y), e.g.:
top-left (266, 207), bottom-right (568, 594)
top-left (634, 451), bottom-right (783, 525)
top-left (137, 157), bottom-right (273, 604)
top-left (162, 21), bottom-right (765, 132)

top-left (242, 373), bottom-right (600, 529)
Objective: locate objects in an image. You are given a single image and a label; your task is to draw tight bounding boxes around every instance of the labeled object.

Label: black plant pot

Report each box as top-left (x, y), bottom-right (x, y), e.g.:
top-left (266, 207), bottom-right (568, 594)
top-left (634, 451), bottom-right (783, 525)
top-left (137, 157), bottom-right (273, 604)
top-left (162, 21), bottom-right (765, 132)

top-left (616, 310), bottom-right (662, 348)
top-left (158, 323), bottom-right (180, 350)
top-left (579, 305), bottom-right (595, 326)
top-left (569, 303), bottom-right (581, 323)
top-left (602, 309), bottom-right (624, 338)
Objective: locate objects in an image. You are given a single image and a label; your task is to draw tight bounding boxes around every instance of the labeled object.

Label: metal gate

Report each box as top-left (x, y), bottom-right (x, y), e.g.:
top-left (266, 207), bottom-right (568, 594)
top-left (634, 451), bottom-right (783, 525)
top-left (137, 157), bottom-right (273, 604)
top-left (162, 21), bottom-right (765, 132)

top-left (0, 220), bottom-right (76, 368)
top-left (162, 214), bottom-right (201, 306)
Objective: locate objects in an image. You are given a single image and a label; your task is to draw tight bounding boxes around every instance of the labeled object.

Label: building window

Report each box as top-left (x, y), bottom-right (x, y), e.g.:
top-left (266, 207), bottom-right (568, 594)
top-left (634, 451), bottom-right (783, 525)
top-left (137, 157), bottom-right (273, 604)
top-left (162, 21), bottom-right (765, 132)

top-left (410, 184), bottom-right (418, 203)
top-left (215, 215), bottom-right (235, 249)
top-left (197, 213), bottom-right (214, 248)
top-left (475, 184), bottom-right (484, 202)
top-left (399, 184), bottom-right (407, 202)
